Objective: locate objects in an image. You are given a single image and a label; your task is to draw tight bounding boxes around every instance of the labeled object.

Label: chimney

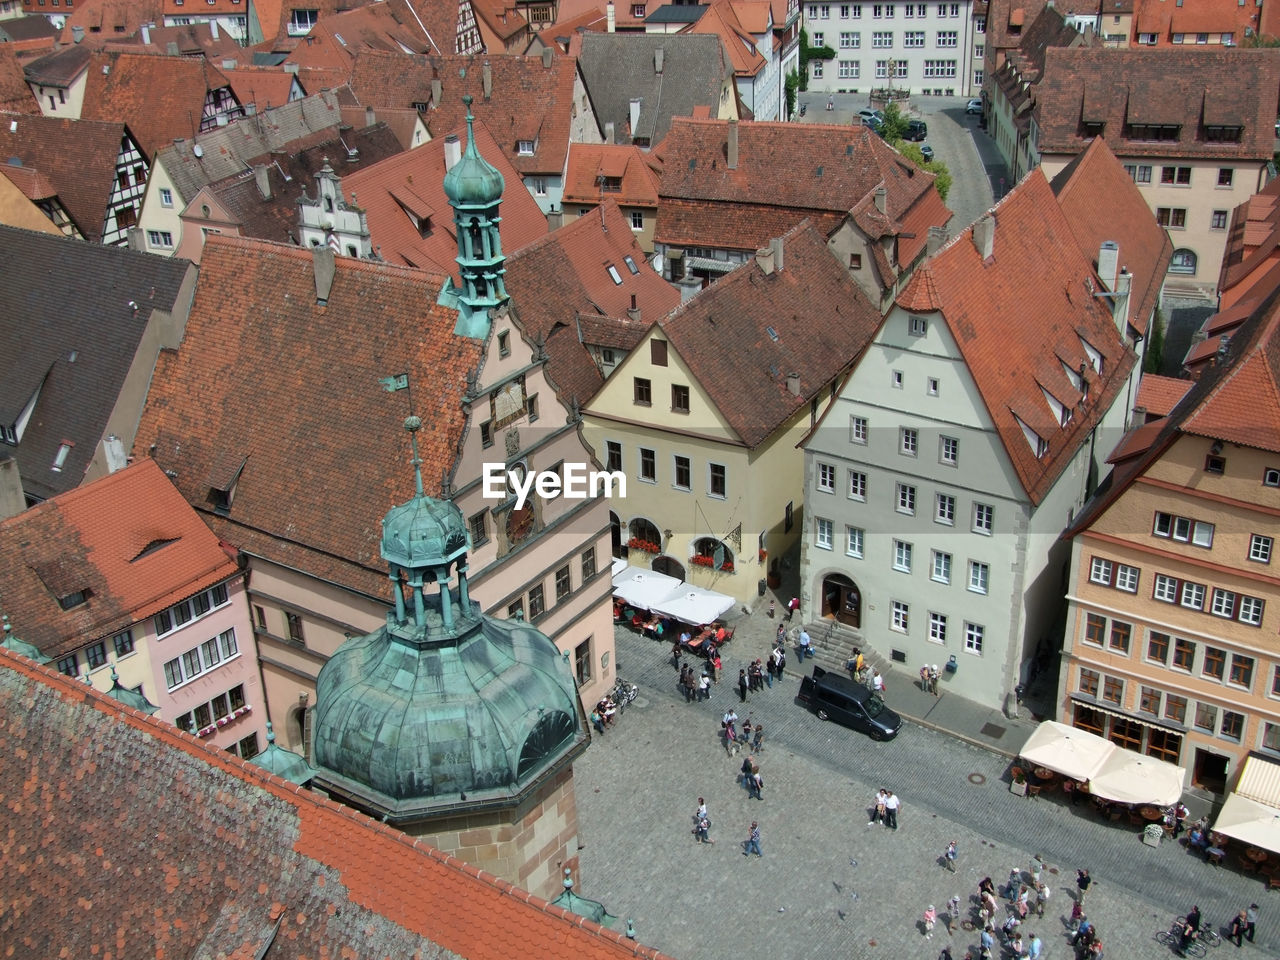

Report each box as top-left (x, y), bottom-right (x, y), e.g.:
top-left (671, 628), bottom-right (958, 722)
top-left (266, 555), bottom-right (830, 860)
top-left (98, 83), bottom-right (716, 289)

top-left (604, 121), bottom-right (616, 144)
top-left (727, 118), bottom-right (738, 169)
top-left (627, 293), bottom-right (641, 322)
top-left (71, 25), bottom-right (84, 43)
top-left (222, 58), bottom-right (236, 70)
top-left (786, 372), bottom-right (801, 395)
top-left (126, 227), bottom-right (144, 251)
top-left (972, 214), bottom-right (995, 260)
top-left (444, 134), bottom-right (462, 171)
top-left (1096, 240), bottom-right (1119, 290)
top-left (431, 77), bottom-right (442, 108)
top-left (140, 23), bottom-right (151, 44)
top-left (654, 47), bottom-right (664, 74)
top-left (211, 19), bottom-right (219, 39)
top-left (607, 0), bottom-right (616, 31)
top-left (926, 225), bottom-right (948, 257)
top-left (542, 46), bottom-right (553, 68)
top-left (771, 235), bottom-right (784, 273)
top-left (244, 102), bottom-right (257, 116)
top-left (629, 98), bottom-right (641, 138)
top-left (284, 63), bottom-right (299, 74)
top-left (874, 185), bottom-right (887, 214)
top-left (313, 247), bottom-right (336, 303)
top-left (482, 60), bottom-right (492, 100)
top-left (546, 207), bottom-right (563, 230)
top-left (755, 244), bottom-right (776, 275)
top-left (1112, 267), bottom-right (1132, 335)
top-left (253, 164), bottom-right (271, 199)
top-left (365, 105), bottom-right (375, 127)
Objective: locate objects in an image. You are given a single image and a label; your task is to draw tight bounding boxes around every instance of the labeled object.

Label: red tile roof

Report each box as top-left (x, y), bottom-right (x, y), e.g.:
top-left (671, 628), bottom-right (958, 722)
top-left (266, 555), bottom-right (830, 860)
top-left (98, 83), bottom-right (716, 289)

top-left (283, 0), bottom-right (437, 78)
top-left (80, 51), bottom-right (238, 159)
top-left (0, 649), bottom-right (673, 960)
top-left (55, 0), bottom-right (165, 43)
top-left (1133, 0), bottom-right (1256, 39)
top-left (913, 170), bottom-right (1137, 504)
top-left (1049, 136), bottom-right (1173, 335)
top-left (0, 161), bottom-right (58, 201)
top-left (563, 142), bottom-right (661, 209)
top-left (0, 459), bottom-right (239, 660)
top-left (1136, 373), bottom-right (1192, 417)
top-left (688, 0), bottom-right (767, 78)
top-left (657, 220), bottom-right (882, 448)
top-left (220, 64), bottom-right (300, 112)
top-left (1219, 178), bottom-right (1280, 301)
top-left (896, 262), bottom-right (942, 311)
top-left (348, 51), bottom-right (585, 176)
top-left (134, 236), bottom-right (486, 602)
top-left (0, 48), bottom-right (38, 114)
top-left (341, 117), bottom-right (547, 274)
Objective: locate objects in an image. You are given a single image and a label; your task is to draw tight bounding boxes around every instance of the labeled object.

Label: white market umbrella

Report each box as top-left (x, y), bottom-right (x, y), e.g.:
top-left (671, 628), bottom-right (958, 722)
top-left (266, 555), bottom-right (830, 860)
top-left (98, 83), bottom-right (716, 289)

top-left (1213, 791), bottom-right (1280, 854)
top-left (611, 567), bottom-right (682, 611)
top-left (611, 556), bottom-right (629, 578)
top-left (1017, 721), bottom-right (1115, 783)
top-left (648, 585), bottom-right (736, 626)
top-left (1087, 749), bottom-right (1186, 807)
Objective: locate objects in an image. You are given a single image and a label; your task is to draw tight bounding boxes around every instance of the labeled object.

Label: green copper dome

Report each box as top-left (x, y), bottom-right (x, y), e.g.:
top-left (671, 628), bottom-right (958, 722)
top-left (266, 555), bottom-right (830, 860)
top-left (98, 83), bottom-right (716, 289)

top-left (103, 666), bottom-right (159, 715)
top-left (381, 492), bottom-right (469, 569)
top-left (0, 615), bottom-right (48, 664)
top-left (442, 96), bottom-right (505, 207)
top-left (249, 722), bottom-right (313, 785)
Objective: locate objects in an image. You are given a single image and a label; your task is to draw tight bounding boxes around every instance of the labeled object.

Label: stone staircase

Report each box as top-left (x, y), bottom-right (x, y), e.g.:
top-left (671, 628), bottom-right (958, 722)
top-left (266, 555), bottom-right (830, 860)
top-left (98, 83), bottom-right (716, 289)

top-left (794, 619), bottom-right (894, 682)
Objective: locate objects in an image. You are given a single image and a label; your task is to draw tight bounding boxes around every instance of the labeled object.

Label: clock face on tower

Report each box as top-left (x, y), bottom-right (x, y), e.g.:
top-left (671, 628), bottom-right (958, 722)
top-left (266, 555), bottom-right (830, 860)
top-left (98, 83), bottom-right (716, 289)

top-left (506, 504), bottom-right (535, 544)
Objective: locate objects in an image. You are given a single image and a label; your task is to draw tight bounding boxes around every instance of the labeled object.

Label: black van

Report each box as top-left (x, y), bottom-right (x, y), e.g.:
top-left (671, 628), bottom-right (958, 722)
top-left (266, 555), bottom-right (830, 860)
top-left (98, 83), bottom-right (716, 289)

top-left (797, 666), bottom-right (903, 740)
top-left (905, 119), bottom-right (928, 141)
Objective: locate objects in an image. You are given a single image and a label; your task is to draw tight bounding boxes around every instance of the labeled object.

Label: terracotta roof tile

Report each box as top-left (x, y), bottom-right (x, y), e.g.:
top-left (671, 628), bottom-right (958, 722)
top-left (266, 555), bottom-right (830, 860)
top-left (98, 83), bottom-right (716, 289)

top-left (1220, 178), bottom-right (1280, 297)
top-left (0, 162), bottom-right (58, 201)
top-left (134, 236), bottom-right (485, 602)
top-left (896, 263), bottom-right (942, 311)
top-left (0, 650), bottom-right (673, 960)
top-left (0, 460), bottom-right (240, 660)
top-left (221, 65), bottom-right (301, 112)
top-left (688, 0), bottom-right (766, 77)
top-left (54, 0), bottom-right (165, 44)
top-left (921, 170), bottom-right (1138, 504)
top-left (658, 221), bottom-right (882, 448)
top-left (563, 142), bottom-right (661, 208)
top-left (342, 117), bottom-right (546, 275)
top-left (0, 48), bottom-right (37, 114)
top-left (1136, 374), bottom-right (1193, 417)
top-left (282, 0), bottom-right (437, 78)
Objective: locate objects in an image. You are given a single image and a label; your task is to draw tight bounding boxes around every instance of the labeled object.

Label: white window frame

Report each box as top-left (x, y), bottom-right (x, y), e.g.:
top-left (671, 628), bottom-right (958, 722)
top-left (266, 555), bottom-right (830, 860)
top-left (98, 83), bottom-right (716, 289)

top-left (896, 482), bottom-right (916, 515)
top-left (900, 427), bottom-right (918, 456)
top-left (846, 526), bottom-right (864, 558)
top-left (159, 187), bottom-right (174, 207)
top-left (1181, 581), bottom-right (1206, 610)
top-left (817, 462), bottom-right (836, 492)
top-left (972, 502), bottom-right (994, 534)
top-left (940, 435), bottom-right (958, 465)
top-left (816, 517), bottom-right (833, 550)
top-left (935, 492), bottom-right (955, 525)
top-left (964, 622), bottom-right (984, 654)
top-left (1116, 564), bottom-right (1139, 593)
top-left (968, 560), bottom-right (988, 595)
top-left (931, 550), bottom-right (951, 583)
top-left (848, 470), bottom-right (867, 500)
top-left (929, 612), bottom-right (947, 644)
top-left (163, 628), bottom-right (239, 690)
top-left (153, 583), bottom-right (231, 639)
top-left (850, 415), bottom-right (868, 444)
top-left (1240, 595), bottom-right (1265, 626)
top-left (893, 539), bottom-right (913, 573)
top-left (1153, 573), bottom-right (1177, 603)
top-left (1251, 534), bottom-right (1273, 563)
top-left (1212, 588), bottom-right (1237, 618)
top-left (891, 599), bottom-right (909, 632)
top-left (1089, 556), bottom-right (1113, 585)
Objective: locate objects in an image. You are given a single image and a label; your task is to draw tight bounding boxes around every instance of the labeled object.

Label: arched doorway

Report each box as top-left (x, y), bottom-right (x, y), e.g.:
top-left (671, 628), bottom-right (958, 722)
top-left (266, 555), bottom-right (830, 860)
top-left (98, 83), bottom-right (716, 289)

top-left (822, 574), bottom-right (861, 628)
top-left (653, 555), bottom-right (686, 580)
top-left (610, 511), bottom-right (622, 558)
top-left (692, 536), bottom-right (735, 573)
top-left (627, 517), bottom-right (662, 553)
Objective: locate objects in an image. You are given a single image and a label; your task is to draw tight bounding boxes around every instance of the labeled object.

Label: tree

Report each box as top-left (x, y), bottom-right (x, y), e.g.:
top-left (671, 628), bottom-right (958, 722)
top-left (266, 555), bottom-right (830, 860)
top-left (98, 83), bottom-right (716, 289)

top-left (880, 102), bottom-right (909, 143)
top-left (798, 28), bottom-right (834, 92)
top-left (1144, 307), bottom-right (1167, 374)
top-left (895, 142), bottom-right (953, 202)
top-left (785, 70), bottom-right (799, 118)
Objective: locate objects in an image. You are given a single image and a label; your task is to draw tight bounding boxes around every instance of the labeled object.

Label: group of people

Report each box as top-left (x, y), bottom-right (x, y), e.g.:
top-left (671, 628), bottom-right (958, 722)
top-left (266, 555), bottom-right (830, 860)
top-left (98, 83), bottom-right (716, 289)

top-left (721, 709), bottom-right (764, 756)
top-left (867, 788), bottom-right (902, 829)
top-left (589, 696), bottom-right (618, 733)
top-left (690, 797), bottom-right (762, 856)
top-left (739, 753), bottom-right (764, 799)
top-left (677, 661), bottom-right (714, 701)
top-left (919, 663), bottom-right (941, 696)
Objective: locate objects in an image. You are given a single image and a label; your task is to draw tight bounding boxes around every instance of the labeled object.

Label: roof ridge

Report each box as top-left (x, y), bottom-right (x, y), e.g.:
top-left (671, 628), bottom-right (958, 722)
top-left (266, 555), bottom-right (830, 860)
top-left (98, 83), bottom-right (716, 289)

top-left (203, 234), bottom-right (451, 282)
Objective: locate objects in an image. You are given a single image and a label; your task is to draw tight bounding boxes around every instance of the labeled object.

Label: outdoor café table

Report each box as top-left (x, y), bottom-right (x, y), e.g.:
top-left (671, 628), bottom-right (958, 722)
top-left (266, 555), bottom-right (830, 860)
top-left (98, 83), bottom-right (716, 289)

top-left (1206, 845), bottom-right (1227, 865)
top-left (1033, 767), bottom-right (1056, 781)
top-left (1140, 805), bottom-right (1163, 822)
top-left (1246, 847), bottom-right (1269, 863)
top-left (686, 630), bottom-right (712, 653)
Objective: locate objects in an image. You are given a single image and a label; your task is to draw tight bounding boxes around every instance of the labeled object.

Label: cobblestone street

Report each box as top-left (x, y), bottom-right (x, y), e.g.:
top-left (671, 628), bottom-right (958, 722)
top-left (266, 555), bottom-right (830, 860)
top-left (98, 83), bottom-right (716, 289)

top-left (575, 625), bottom-right (1276, 960)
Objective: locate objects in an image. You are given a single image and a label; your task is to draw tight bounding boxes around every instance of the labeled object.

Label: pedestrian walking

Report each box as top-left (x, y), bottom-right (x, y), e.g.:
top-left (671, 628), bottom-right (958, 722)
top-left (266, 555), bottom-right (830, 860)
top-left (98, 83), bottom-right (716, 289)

top-left (1075, 868), bottom-right (1091, 904)
top-left (748, 770), bottom-right (763, 800)
top-left (698, 671), bottom-right (711, 700)
top-left (672, 638), bottom-right (684, 669)
top-left (1001, 913), bottom-right (1021, 944)
top-left (1246, 902), bottom-right (1259, 942)
top-left (776, 623), bottom-right (787, 646)
top-left (741, 720), bottom-right (753, 749)
top-left (1034, 880), bottom-right (1049, 918)
top-left (1025, 932), bottom-right (1042, 960)
top-left (738, 669), bottom-right (749, 702)
top-left (1015, 884), bottom-right (1030, 919)
top-left (979, 924), bottom-right (996, 957)
top-left (884, 789), bottom-right (900, 830)
top-left (711, 652), bottom-right (722, 683)
top-left (1004, 868), bottom-right (1022, 901)
top-left (785, 597), bottom-right (799, 621)
top-left (868, 788), bottom-right (886, 826)
top-left (872, 669), bottom-right (885, 694)
top-left (979, 891), bottom-right (997, 925)
top-left (1068, 899), bottom-right (1084, 933)
top-left (947, 895), bottom-right (961, 935)
top-left (923, 904), bottom-right (937, 939)
top-left (1030, 853), bottom-right (1046, 886)
top-left (775, 646), bottom-right (787, 678)
top-left (752, 724), bottom-right (764, 752)
top-left (1231, 909), bottom-right (1248, 947)
top-left (764, 655), bottom-right (774, 688)
top-left (724, 724), bottom-right (738, 756)
top-left (944, 839), bottom-right (958, 871)
top-left (740, 754), bottom-right (754, 786)
top-left (745, 821), bottom-right (762, 856)
top-left (798, 627), bottom-right (813, 661)
top-left (920, 664), bottom-right (930, 691)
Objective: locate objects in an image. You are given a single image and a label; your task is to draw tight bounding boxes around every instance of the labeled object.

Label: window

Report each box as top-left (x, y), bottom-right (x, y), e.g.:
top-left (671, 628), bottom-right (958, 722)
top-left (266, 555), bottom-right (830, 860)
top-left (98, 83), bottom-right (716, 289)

top-left (1127, 163), bottom-right (1152, 183)
top-left (817, 462), bottom-right (836, 492)
top-left (628, 210), bottom-right (644, 230)
top-left (964, 622), bottom-right (984, 654)
top-left (1218, 167), bottom-right (1234, 187)
top-left (929, 612), bottom-right (947, 643)
top-left (286, 612), bottom-right (303, 643)
top-left (1084, 613), bottom-right (1106, 646)
top-left (1108, 620), bottom-right (1131, 655)
top-left (1240, 595), bottom-right (1265, 625)
top-left (1110, 716), bottom-right (1142, 750)
top-left (517, 140), bottom-right (535, 156)
top-left (1160, 165), bottom-right (1192, 185)
top-left (528, 584), bottom-right (545, 619)
top-left (671, 384), bottom-right (690, 413)
top-left (904, 28), bottom-right (924, 45)
top-left (932, 550), bottom-right (951, 583)
top-left (574, 637), bottom-right (592, 685)
top-left (1139, 686), bottom-right (1161, 716)
top-left (1156, 207), bottom-right (1187, 228)
top-left (812, 60), bottom-right (823, 78)
top-left (674, 455), bottom-right (691, 490)
top-left (1211, 209), bottom-right (1229, 229)
top-left (816, 517), bottom-right (833, 549)
top-left (975, 13), bottom-right (985, 30)
top-left (968, 560), bottom-right (988, 594)
top-left (1148, 630), bottom-right (1170, 664)
top-left (900, 428), bottom-right (918, 456)
top-left (936, 28), bottom-right (956, 44)
top-left (1251, 534), bottom-right (1273, 563)
top-left (1089, 557), bottom-right (1113, 585)
top-left (940, 436), bottom-right (957, 464)
top-left (850, 253), bottom-right (863, 269)
top-left (896, 482), bottom-right (916, 514)
top-left (846, 525), bottom-right (864, 557)
top-left (52, 442), bottom-right (72, 472)
top-left (1230, 653), bottom-right (1255, 688)
top-left (1116, 564), bottom-right (1139, 592)
top-left (709, 463), bottom-right (726, 498)
top-left (555, 565), bottom-right (572, 601)
top-left (850, 416), bottom-right (868, 443)
top-left (639, 447), bottom-right (656, 482)
top-left (1165, 694), bottom-right (1187, 725)
top-left (1211, 589), bottom-right (1236, 619)
top-left (469, 510), bottom-right (488, 545)
top-left (1267, 468), bottom-right (1280, 487)
top-left (581, 546), bottom-right (597, 581)
top-left (848, 470), bottom-right (866, 500)
top-left (633, 377), bottom-right (651, 405)
top-left (163, 629), bottom-right (239, 689)
top-left (153, 584), bottom-right (230, 638)
top-left (480, 421), bottom-right (493, 448)
top-left (840, 30), bottom-right (861, 45)
top-left (891, 600), bottom-right (909, 632)
top-left (605, 441), bottom-right (622, 472)
top-left (288, 8), bottom-right (317, 31)
top-left (1265, 723), bottom-right (1280, 753)
top-left (113, 629), bottom-right (134, 657)
top-left (812, 30), bottom-right (825, 44)
top-left (972, 502), bottom-right (993, 534)
top-left (1180, 581), bottom-right (1205, 610)
top-left (1173, 637), bottom-right (1196, 670)
top-left (873, 30), bottom-right (893, 45)
top-left (1153, 573), bottom-right (1178, 603)
top-left (85, 641), bottom-right (107, 669)
top-left (1170, 249), bottom-right (1198, 274)
top-left (892, 370), bottom-right (904, 389)
top-left (507, 598), bottom-right (525, 620)
top-left (928, 377), bottom-right (940, 396)
top-left (650, 339), bottom-right (668, 366)
top-left (935, 492), bottom-right (955, 524)
top-left (893, 539), bottom-right (913, 572)
top-left (922, 59), bottom-right (957, 77)
top-left (838, 60), bottom-right (860, 78)
top-left (1153, 511), bottom-right (1213, 546)
top-left (1221, 710), bottom-right (1244, 741)
top-left (1101, 676), bottom-right (1123, 705)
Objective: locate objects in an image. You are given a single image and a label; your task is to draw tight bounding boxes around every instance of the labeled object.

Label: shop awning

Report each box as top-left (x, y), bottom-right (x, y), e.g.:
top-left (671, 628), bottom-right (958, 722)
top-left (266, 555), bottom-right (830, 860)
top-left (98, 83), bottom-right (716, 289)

top-left (1087, 749), bottom-right (1186, 807)
top-left (611, 567), bottom-right (682, 611)
top-left (648, 584), bottom-right (736, 626)
top-left (1213, 756), bottom-right (1280, 854)
top-left (1017, 721), bottom-right (1115, 783)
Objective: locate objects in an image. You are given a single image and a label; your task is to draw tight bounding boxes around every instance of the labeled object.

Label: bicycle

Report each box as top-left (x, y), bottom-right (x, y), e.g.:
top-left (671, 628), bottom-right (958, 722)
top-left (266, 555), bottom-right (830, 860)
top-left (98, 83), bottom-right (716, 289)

top-left (611, 677), bottom-right (638, 712)
top-left (1178, 917), bottom-right (1221, 948)
top-left (1156, 918), bottom-right (1207, 958)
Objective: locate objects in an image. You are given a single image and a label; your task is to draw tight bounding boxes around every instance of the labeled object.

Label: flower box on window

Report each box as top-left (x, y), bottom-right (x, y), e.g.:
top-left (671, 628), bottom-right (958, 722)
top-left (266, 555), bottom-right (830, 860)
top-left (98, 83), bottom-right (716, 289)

top-left (627, 537), bottom-right (660, 554)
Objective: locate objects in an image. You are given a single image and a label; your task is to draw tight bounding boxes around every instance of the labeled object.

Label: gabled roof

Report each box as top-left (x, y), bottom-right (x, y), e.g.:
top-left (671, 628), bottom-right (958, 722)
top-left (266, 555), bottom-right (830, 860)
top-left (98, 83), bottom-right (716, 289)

top-left (0, 459), bottom-right (238, 660)
top-left (1134, 0), bottom-right (1256, 37)
top-left (471, 0), bottom-right (530, 42)
top-left (505, 200), bottom-right (681, 404)
top-left (1050, 136), bottom-right (1173, 336)
top-left (0, 225), bottom-right (193, 501)
top-left (156, 89), bottom-right (345, 204)
top-left (563, 142), bottom-right (661, 208)
top-left (905, 171), bottom-right (1137, 505)
top-left (57, 0), bottom-right (165, 45)
top-left (103, 21), bottom-right (243, 59)
top-left (283, 0), bottom-right (437, 78)
top-left (687, 0), bottom-right (767, 78)
top-left (80, 51), bottom-right (238, 159)
top-left (1034, 47), bottom-right (1280, 161)
top-left (577, 33), bottom-right (734, 146)
top-left (0, 48), bottom-right (38, 115)
top-left (348, 51), bottom-right (586, 175)
top-left (22, 44), bottom-right (92, 88)
top-left (1136, 373), bottom-right (1192, 418)
top-left (1219, 178), bottom-right (1280, 300)
top-left (134, 236), bottom-right (485, 602)
top-left (0, 112), bottom-right (131, 242)
top-left (657, 221), bottom-right (881, 449)
top-left (341, 117), bottom-right (546, 274)
top-left (0, 650), bottom-right (670, 960)
top-left (0, 15), bottom-right (59, 45)
top-left (219, 64), bottom-right (302, 113)
top-left (0, 161), bottom-right (59, 201)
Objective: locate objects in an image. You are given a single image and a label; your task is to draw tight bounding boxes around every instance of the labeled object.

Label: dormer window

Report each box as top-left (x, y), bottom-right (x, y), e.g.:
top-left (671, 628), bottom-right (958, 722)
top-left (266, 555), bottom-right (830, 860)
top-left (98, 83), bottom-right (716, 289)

top-left (624, 256), bottom-right (639, 274)
top-left (288, 8), bottom-right (318, 33)
top-left (1081, 122), bottom-right (1104, 137)
top-left (1205, 125), bottom-right (1243, 143)
top-left (517, 140), bottom-right (535, 156)
top-left (57, 588), bottom-right (90, 611)
top-left (0, 424), bottom-right (14, 445)
top-left (607, 265), bottom-right (622, 284)
top-left (602, 176), bottom-right (622, 192)
top-left (1126, 123), bottom-right (1180, 142)
top-left (51, 441), bottom-right (72, 472)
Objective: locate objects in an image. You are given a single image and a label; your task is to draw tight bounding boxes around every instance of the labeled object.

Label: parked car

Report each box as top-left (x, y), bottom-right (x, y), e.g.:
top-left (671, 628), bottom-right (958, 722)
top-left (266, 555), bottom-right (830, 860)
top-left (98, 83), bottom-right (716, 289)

top-left (857, 108), bottom-right (884, 124)
top-left (965, 98), bottom-right (983, 115)
top-left (797, 665), bottom-right (903, 740)
top-left (905, 119), bottom-right (928, 141)
top-left (920, 143), bottom-right (935, 162)
top-left (861, 116), bottom-right (885, 137)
